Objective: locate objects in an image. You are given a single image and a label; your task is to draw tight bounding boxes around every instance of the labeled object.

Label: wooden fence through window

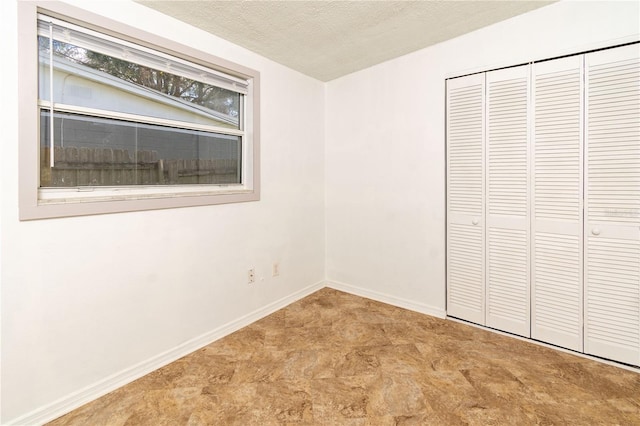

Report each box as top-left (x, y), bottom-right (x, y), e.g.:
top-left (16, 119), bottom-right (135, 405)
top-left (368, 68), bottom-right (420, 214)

top-left (40, 146), bottom-right (239, 187)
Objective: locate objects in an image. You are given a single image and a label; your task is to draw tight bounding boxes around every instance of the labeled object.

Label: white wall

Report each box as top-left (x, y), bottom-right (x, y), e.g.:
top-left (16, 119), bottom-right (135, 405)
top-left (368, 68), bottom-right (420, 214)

top-left (1, 1), bottom-right (325, 423)
top-left (325, 1), bottom-right (639, 316)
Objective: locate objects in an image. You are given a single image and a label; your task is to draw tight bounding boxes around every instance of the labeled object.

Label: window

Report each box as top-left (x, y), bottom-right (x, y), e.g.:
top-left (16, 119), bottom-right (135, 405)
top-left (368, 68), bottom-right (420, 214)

top-left (18, 2), bottom-right (260, 220)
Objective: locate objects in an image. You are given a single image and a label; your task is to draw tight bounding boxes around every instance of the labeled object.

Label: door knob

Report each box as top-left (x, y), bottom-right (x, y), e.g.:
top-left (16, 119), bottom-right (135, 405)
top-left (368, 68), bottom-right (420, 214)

top-left (472, 218), bottom-right (479, 225)
top-left (592, 228), bottom-right (601, 236)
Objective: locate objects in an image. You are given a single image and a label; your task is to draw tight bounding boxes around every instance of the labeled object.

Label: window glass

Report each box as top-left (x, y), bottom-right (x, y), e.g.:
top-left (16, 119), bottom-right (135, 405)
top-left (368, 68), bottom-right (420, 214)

top-left (40, 111), bottom-right (241, 187)
top-left (36, 14), bottom-right (249, 191)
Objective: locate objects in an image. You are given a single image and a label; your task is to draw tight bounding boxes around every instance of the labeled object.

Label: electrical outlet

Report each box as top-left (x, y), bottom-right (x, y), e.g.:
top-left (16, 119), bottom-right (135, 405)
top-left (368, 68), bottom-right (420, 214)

top-left (272, 262), bottom-right (280, 277)
top-left (248, 268), bottom-right (255, 284)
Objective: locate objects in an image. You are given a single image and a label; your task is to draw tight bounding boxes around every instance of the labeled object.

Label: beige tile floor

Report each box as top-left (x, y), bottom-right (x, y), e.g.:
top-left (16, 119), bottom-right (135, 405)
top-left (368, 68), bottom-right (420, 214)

top-left (48, 288), bottom-right (640, 425)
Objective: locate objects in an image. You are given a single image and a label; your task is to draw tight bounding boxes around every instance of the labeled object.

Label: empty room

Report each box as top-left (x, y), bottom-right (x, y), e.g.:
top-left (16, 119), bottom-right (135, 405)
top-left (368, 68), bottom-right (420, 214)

top-left (1, 0), bottom-right (639, 424)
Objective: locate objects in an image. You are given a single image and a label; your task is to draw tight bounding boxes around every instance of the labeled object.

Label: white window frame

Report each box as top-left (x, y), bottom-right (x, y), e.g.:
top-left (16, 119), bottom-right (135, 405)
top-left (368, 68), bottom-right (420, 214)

top-left (18, 1), bottom-right (260, 220)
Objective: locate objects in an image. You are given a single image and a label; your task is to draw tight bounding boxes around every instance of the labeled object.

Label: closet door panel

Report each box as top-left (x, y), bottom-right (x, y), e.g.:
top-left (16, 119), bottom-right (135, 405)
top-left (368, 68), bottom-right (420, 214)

top-left (446, 74), bottom-right (486, 324)
top-left (585, 44), bottom-right (640, 366)
top-left (531, 56), bottom-right (584, 352)
top-left (485, 65), bottom-right (530, 337)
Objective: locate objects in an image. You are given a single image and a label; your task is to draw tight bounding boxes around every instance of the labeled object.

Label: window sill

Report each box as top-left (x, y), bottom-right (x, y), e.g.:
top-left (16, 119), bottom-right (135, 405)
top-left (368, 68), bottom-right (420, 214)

top-left (20, 187), bottom-right (259, 220)
top-left (38, 185), bottom-right (253, 204)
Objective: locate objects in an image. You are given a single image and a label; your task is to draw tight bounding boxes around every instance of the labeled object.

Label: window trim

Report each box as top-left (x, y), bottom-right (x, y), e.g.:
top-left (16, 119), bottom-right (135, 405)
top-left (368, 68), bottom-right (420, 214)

top-left (18, 1), bottom-right (260, 220)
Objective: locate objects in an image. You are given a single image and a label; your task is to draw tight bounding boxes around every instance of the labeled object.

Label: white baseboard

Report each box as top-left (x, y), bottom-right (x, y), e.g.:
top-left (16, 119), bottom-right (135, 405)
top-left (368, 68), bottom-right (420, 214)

top-left (327, 280), bottom-right (446, 319)
top-left (7, 280), bottom-right (325, 426)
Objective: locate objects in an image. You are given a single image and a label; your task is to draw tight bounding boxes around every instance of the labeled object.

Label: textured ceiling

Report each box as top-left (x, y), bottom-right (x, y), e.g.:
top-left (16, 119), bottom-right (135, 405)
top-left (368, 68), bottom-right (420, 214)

top-left (135, 1), bottom-right (554, 82)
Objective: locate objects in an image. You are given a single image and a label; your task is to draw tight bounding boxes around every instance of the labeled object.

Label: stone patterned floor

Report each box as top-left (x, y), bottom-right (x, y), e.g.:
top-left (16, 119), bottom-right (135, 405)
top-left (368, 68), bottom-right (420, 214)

top-left (48, 288), bottom-right (640, 425)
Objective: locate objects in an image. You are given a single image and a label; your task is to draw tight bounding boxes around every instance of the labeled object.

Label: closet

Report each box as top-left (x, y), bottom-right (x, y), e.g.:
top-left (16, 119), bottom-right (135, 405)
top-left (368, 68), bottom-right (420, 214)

top-left (446, 43), bottom-right (639, 367)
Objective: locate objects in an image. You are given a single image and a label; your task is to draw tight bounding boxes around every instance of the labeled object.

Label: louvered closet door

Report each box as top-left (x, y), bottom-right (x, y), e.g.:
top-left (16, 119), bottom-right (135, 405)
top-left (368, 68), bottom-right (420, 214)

top-left (584, 44), bottom-right (640, 366)
top-left (485, 65), bottom-right (531, 337)
top-left (446, 74), bottom-right (486, 324)
top-left (531, 56), bottom-right (584, 352)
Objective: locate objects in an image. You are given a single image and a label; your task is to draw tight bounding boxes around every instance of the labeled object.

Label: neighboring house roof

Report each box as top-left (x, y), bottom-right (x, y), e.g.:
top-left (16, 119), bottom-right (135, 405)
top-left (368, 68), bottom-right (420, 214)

top-left (42, 53), bottom-right (239, 128)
